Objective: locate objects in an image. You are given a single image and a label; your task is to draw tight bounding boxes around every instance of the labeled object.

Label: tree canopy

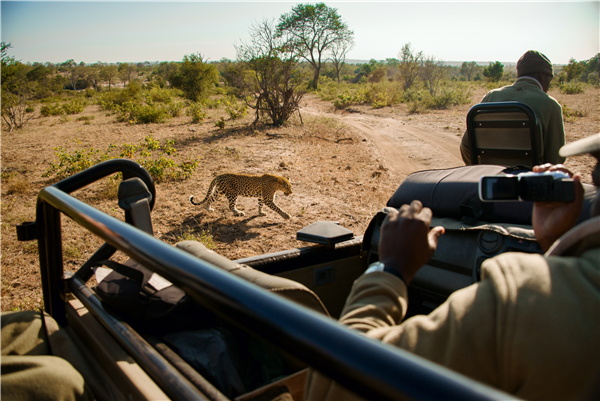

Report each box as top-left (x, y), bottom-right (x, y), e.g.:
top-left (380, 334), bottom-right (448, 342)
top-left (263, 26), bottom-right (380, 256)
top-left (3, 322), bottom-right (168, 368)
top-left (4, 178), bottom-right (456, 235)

top-left (172, 53), bottom-right (218, 102)
top-left (483, 61), bottom-right (504, 82)
top-left (276, 3), bottom-right (353, 90)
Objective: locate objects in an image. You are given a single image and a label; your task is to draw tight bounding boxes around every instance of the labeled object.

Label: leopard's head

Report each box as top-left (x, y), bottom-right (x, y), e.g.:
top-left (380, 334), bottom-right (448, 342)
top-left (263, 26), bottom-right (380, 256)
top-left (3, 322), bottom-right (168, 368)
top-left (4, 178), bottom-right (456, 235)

top-left (279, 177), bottom-right (293, 196)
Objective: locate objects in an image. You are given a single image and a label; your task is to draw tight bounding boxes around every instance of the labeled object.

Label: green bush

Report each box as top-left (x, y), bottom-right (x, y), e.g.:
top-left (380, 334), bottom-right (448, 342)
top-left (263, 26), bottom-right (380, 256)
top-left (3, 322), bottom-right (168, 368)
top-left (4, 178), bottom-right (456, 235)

top-left (40, 103), bottom-right (65, 116)
top-left (560, 82), bottom-right (585, 94)
top-left (404, 83), bottom-right (472, 112)
top-left (333, 88), bottom-right (368, 109)
top-left (186, 102), bottom-right (207, 123)
top-left (114, 101), bottom-right (170, 124)
top-left (365, 81), bottom-right (404, 108)
top-left (44, 136), bottom-right (200, 182)
top-left (317, 81), bottom-right (341, 102)
top-left (62, 99), bottom-right (87, 115)
top-left (145, 87), bottom-right (174, 103)
top-left (429, 85), bottom-right (472, 109)
top-left (204, 98), bottom-right (221, 109)
top-left (97, 88), bottom-right (141, 111)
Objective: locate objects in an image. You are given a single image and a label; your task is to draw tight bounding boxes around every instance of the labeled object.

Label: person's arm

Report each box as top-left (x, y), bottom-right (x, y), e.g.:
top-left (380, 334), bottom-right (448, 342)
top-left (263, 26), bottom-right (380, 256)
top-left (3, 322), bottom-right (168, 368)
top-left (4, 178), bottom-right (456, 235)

top-left (460, 130), bottom-right (472, 165)
top-left (532, 164), bottom-right (584, 251)
top-left (542, 101), bottom-right (566, 164)
top-left (378, 201), bottom-right (445, 284)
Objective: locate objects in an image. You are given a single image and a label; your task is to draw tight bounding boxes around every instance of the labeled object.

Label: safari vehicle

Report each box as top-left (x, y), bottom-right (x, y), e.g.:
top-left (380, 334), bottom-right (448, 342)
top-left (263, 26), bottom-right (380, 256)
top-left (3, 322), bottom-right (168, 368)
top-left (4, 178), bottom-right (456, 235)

top-left (15, 158), bottom-right (529, 401)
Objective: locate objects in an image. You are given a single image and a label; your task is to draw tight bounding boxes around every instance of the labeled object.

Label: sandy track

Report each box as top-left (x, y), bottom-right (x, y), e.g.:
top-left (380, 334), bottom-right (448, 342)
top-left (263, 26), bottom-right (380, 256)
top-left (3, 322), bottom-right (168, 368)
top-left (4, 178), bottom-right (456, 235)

top-left (302, 105), bottom-right (465, 181)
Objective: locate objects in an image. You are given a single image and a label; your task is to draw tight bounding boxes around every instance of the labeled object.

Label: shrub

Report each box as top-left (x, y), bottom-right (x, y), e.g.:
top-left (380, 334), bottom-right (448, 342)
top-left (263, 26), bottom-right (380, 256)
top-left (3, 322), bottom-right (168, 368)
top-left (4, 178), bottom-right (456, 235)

top-left (62, 99), bottom-right (87, 115)
top-left (204, 98), bottom-right (221, 109)
top-left (560, 82), bottom-right (585, 95)
top-left (25, 105), bottom-right (34, 113)
top-left (44, 136), bottom-right (199, 182)
top-left (333, 88), bottom-right (368, 109)
top-left (186, 102), bottom-right (207, 123)
top-left (175, 227), bottom-right (215, 250)
top-left (114, 101), bottom-right (170, 124)
top-left (136, 104), bottom-right (170, 124)
top-left (145, 87), bottom-right (174, 103)
top-left (224, 97), bottom-right (247, 120)
top-left (215, 117), bottom-right (225, 129)
top-left (168, 100), bottom-right (185, 117)
top-left (561, 103), bottom-right (588, 123)
top-left (97, 88), bottom-right (141, 111)
top-left (40, 103), bottom-right (65, 116)
top-left (429, 85), bottom-right (472, 109)
top-left (365, 81), bottom-right (403, 108)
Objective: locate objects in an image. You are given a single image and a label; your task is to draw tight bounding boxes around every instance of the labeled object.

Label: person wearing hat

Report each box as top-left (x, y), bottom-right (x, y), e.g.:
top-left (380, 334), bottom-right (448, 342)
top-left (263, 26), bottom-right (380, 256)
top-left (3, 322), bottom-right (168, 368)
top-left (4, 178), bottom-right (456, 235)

top-left (307, 133), bottom-right (599, 400)
top-left (460, 50), bottom-right (566, 166)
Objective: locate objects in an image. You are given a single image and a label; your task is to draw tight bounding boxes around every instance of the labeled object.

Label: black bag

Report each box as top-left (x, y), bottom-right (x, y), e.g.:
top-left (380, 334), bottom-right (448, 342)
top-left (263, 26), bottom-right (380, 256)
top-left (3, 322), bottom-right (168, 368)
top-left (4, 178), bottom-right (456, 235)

top-left (93, 259), bottom-right (215, 335)
top-left (387, 165), bottom-right (597, 226)
top-left (387, 165), bottom-right (533, 225)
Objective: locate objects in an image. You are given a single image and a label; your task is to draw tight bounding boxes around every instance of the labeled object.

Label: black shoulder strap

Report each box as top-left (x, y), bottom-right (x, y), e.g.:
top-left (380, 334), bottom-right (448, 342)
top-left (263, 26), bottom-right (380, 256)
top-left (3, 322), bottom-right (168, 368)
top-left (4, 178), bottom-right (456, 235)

top-left (94, 259), bottom-right (144, 282)
top-left (94, 260), bottom-right (157, 300)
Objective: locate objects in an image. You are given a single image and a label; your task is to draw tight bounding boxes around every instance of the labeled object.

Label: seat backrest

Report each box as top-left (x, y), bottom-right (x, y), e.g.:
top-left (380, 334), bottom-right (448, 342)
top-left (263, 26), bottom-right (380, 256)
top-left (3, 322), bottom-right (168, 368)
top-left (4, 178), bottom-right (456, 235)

top-left (467, 102), bottom-right (542, 168)
top-left (176, 240), bottom-right (330, 317)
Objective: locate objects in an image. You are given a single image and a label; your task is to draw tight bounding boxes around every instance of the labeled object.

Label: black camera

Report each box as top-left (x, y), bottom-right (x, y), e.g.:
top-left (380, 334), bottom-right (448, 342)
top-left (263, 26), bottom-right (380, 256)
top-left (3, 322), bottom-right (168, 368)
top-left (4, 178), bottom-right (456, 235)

top-left (479, 171), bottom-right (575, 202)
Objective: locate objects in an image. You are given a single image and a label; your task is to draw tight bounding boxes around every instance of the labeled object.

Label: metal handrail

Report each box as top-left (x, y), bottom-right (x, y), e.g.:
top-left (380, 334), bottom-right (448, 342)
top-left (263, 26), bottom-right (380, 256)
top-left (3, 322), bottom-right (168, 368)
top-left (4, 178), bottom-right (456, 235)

top-left (30, 161), bottom-right (516, 401)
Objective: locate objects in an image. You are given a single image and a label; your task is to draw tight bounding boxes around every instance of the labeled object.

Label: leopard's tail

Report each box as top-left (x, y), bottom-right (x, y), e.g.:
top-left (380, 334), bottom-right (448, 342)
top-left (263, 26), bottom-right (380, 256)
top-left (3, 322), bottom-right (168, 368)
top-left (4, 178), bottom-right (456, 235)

top-left (190, 178), bottom-right (218, 206)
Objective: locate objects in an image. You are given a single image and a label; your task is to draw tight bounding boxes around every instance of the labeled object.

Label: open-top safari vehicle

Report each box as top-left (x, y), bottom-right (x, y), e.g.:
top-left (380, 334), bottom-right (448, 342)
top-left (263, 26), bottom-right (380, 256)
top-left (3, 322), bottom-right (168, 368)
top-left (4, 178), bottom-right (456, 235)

top-left (16, 150), bottom-right (553, 401)
top-left (22, 101), bottom-right (580, 401)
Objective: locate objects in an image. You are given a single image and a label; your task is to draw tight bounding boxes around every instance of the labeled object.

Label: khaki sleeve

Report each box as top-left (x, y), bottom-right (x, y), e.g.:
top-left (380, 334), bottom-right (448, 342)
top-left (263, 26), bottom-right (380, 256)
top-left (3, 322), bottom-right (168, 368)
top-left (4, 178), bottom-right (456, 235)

top-left (305, 268), bottom-right (506, 400)
top-left (542, 99), bottom-right (566, 164)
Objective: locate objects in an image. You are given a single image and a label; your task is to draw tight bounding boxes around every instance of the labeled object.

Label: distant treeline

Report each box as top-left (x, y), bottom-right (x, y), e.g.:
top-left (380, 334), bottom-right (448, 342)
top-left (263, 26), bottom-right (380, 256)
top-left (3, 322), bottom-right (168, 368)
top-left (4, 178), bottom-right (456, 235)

top-left (2, 1), bottom-right (599, 131)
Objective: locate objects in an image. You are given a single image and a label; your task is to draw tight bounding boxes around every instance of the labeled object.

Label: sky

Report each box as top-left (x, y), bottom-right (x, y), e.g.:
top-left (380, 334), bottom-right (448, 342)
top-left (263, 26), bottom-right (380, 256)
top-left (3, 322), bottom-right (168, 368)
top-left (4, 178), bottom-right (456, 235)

top-left (1, 1), bottom-right (598, 66)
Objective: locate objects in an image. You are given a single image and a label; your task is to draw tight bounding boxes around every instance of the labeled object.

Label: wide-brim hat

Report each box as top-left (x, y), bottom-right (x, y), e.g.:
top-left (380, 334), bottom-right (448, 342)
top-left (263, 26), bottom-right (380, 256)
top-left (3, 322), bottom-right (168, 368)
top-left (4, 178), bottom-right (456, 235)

top-left (559, 133), bottom-right (600, 158)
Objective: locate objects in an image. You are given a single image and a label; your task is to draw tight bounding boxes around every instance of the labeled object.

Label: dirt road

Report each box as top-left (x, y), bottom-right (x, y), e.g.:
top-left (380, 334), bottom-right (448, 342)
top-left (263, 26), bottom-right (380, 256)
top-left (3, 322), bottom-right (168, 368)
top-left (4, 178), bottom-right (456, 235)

top-left (302, 102), bottom-right (465, 181)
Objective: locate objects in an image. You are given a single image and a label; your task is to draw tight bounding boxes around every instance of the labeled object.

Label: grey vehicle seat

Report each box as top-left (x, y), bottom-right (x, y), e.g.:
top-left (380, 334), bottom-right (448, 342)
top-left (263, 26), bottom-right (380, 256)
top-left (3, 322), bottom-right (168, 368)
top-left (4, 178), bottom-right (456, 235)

top-left (465, 101), bottom-right (542, 168)
top-left (176, 241), bottom-right (330, 317)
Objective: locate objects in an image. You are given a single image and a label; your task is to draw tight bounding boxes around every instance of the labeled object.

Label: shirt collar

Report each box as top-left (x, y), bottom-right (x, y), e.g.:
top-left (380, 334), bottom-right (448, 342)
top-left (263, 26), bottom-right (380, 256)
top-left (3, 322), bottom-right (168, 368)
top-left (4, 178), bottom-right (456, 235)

top-left (516, 76), bottom-right (543, 91)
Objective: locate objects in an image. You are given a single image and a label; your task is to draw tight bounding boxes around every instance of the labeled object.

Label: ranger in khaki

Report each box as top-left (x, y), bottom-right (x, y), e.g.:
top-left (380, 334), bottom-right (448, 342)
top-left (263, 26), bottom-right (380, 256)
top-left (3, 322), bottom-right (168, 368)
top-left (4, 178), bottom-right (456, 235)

top-left (460, 50), bottom-right (566, 165)
top-left (306, 133), bottom-right (600, 400)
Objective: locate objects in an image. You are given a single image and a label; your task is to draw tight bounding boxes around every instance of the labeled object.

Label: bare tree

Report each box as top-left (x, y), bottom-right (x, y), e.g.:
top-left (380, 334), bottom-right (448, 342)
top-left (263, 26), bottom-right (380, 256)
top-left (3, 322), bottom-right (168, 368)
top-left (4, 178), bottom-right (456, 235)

top-left (1, 42), bottom-right (34, 132)
top-left (118, 62), bottom-right (137, 86)
top-left (234, 19), bottom-right (306, 126)
top-left (99, 64), bottom-right (119, 90)
top-left (398, 43), bottom-right (423, 90)
top-left (460, 61), bottom-right (479, 81)
top-left (330, 35), bottom-right (354, 83)
top-left (420, 56), bottom-right (446, 97)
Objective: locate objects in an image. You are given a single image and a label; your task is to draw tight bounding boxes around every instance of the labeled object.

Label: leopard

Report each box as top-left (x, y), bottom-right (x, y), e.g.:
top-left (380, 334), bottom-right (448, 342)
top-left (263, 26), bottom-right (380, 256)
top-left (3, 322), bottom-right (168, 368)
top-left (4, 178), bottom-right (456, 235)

top-left (190, 173), bottom-right (293, 219)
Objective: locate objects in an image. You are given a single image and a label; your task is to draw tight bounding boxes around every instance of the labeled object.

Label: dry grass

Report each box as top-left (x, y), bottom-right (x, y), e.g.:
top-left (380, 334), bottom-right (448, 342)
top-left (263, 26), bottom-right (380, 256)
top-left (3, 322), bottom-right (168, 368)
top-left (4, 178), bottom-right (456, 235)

top-left (2, 86), bottom-right (598, 312)
top-left (1, 95), bottom-right (396, 311)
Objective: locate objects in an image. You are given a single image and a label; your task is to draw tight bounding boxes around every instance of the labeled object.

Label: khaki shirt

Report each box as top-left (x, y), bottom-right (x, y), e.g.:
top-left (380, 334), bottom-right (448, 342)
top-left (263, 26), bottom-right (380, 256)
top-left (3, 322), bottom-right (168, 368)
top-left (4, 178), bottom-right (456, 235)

top-left (460, 77), bottom-right (566, 165)
top-left (306, 240), bottom-right (600, 400)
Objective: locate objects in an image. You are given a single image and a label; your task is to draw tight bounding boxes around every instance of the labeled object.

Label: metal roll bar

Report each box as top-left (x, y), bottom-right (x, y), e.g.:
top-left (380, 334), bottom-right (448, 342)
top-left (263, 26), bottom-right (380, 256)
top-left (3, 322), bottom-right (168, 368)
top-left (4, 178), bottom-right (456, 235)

top-left (18, 160), bottom-right (516, 401)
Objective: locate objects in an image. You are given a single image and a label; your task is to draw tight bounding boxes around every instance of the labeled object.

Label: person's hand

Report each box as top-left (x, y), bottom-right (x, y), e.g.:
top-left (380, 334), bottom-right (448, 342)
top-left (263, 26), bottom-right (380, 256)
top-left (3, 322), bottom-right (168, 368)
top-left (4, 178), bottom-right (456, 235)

top-left (532, 164), bottom-right (584, 252)
top-left (378, 201), bottom-right (445, 284)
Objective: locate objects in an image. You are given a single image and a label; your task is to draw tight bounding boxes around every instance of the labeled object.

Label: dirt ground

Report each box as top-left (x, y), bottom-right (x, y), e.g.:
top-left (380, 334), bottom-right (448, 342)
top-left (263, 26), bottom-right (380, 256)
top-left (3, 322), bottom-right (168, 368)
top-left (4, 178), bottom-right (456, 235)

top-left (1, 85), bottom-right (598, 311)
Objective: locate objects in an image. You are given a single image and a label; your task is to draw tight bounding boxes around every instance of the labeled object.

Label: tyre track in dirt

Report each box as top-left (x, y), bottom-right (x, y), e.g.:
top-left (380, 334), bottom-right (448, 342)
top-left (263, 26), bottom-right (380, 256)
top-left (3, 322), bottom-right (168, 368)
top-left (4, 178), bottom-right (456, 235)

top-left (302, 105), bottom-right (465, 181)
